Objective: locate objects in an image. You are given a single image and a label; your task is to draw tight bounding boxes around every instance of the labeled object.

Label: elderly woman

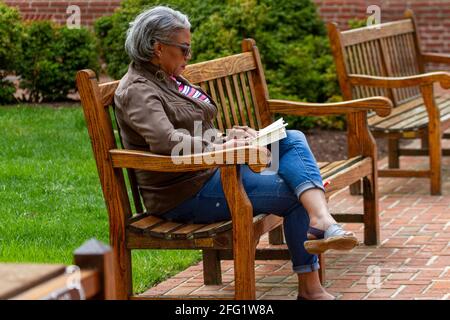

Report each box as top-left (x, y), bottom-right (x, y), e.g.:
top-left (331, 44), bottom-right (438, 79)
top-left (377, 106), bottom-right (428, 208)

top-left (114, 6), bottom-right (358, 300)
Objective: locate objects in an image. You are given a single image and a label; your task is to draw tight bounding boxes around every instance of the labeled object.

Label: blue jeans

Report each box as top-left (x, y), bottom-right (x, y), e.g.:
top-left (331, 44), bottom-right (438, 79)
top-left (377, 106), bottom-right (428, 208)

top-left (164, 130), bottom-right (325, 273)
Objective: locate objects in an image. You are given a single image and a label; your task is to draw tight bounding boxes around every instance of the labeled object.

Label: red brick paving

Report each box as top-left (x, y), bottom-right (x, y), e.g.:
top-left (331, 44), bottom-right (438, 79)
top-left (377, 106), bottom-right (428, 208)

top-left (141, 136), bottom-right (450, 300)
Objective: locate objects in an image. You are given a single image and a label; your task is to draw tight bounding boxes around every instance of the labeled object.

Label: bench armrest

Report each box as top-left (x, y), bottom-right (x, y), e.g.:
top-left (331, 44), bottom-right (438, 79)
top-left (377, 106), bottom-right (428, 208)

top-left (348, 72), bottom-right (450, 90)
top-left (268, 96), bottom-right (393, 117)
top-left (109, 146), bottom-right (271, 173)
top-left (422, 53), bottom-right (450, 65)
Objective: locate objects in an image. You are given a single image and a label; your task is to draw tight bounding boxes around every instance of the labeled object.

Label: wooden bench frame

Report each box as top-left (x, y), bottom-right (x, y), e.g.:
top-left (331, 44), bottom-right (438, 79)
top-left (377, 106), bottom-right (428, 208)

top-left (328, 10), bottom-right (450, 195)
top-left (76, 38), bottom-right (392, 300)
top-left (2, 239), bottom-right (116, 300)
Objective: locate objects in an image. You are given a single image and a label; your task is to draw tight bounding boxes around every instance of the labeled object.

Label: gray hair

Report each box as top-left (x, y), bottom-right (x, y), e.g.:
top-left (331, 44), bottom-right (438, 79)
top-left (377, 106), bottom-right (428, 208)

top-left (125, 6), bottom-right (191, 64)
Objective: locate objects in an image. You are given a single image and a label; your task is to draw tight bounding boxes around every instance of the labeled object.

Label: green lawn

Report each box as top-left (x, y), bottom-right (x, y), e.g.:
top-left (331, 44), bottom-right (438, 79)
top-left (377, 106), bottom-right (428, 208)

top-left (0, 105), bottom-right (201, 293)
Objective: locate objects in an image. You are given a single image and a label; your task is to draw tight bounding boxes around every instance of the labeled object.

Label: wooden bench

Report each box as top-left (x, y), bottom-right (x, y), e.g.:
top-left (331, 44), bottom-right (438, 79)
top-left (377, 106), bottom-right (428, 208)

top-left (328, 10), bottom-right (450, 195)
top-left (76, 38), bottom-right (392, 300)
top-left (1, 239), bottom-right (115, 300)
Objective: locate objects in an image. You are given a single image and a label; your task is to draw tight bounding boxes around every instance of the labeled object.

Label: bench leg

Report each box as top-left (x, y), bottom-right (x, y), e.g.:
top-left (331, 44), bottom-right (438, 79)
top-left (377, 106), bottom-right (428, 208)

top-left (74, 239), bottom-right (117, 299)
top-left (233, 245), bottom-right (256, 300)
top-left (112, 242), bottom-right (132, 300)
top-left (429, 128), bottom-right (442, 195)
top-left (318, 253), bottom-right (325, 285)
top-left (362, 175), bottom-right (380, 245)
top-left (420, 84), bottom-right (442, 195)
top-left (388, 138), bottom-right (400, 169)
top-left (268, 225), bottom-right (284, 245)
top-left (421, 130), bottom-right (429, 150)
top-left (202, 249), bottom-right (222, 285)
top-left (349, 180), bottom-right (362, 195)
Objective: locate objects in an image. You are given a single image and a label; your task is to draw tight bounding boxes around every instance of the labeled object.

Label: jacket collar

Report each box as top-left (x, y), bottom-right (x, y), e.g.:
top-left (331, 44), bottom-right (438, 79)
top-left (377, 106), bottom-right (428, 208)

top-left (131, 61), bottom-right (217, 109)
top-left (132, 61), bottom-right (177, 90)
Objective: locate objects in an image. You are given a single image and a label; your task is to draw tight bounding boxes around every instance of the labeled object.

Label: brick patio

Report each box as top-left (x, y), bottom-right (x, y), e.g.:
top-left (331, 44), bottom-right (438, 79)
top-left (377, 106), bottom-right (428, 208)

top-left (140, 136), bottom-right (450, 300)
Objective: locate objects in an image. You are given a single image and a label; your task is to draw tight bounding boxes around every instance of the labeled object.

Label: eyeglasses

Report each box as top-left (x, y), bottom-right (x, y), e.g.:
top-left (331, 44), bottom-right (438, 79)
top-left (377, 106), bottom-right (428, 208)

top-left (155, 39), bottom-right (192, 58)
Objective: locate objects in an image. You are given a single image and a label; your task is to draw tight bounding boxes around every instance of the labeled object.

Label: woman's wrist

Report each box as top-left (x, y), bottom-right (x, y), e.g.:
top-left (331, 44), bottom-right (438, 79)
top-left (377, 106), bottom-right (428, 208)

top-left (211, 138), bottom-right (249, 151)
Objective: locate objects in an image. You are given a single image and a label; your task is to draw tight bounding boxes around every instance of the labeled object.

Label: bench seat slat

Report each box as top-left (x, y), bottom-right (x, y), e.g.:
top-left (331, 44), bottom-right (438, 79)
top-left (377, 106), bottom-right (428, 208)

top-left (192, 221), bottom-right (231, 238)
top-left (170, 224), bottom-right (208, 240)
top-left (390, 100), bottom-right (450, 130)
top-left (128, 215), bottom-right (164, 233)
top-left (319, 159), bottom-right (348, 176)
top-left (409, 106), bottom-right (450, 130)
top-left (324, 157), bottom-right (373, 195)
top-left (368, 93), bottom-right (450, 132)
top-left (368, 95), bottom-right (429, 127)
top-left (317, 162), bottom-right (329, 169)
top-left (321, 156), bottom-right (364, 180)
top-left (146, 222), bottom-right (185, 239)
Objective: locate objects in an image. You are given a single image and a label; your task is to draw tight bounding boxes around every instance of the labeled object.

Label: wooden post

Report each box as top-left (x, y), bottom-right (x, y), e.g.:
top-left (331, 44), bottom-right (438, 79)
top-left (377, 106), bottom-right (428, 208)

top-left (363, 175), bottom-right (380, 245)
top-left (74, 238), bottom-right (117, 300)
top-left (318, 254), bottom-right (326, 284)
top-left (404, 10), bottom-right (426, 74)
top-left (268, 228), bottom-right (285, 245)
top-left (421, 130), bottom-right (429, 150)
top-left (420, 84), bottom-right (442, 195)
top-left (221, 166), bottom-right (256, 300)
top-left (202, 250), bottom-right (222, 285)
top-left (388, 138), bottom-right (400, 168)
top-left (76, 70), bottom-right (133, 299)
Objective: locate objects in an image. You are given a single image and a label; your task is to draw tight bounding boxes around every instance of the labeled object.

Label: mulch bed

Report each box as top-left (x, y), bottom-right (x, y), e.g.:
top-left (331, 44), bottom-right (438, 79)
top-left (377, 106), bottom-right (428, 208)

top-left (304, 128), bottom-right (413, 162)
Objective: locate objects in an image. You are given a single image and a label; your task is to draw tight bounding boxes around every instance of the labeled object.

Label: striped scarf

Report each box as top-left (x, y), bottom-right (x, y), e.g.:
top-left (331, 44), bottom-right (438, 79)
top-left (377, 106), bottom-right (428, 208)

top-left (171, 76), bottom-right (211, 104)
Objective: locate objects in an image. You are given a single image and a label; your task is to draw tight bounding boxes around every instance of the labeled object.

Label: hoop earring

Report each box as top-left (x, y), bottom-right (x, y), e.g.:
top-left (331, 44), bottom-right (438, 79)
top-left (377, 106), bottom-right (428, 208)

top-left (155, 63), bottom-right (165, 82)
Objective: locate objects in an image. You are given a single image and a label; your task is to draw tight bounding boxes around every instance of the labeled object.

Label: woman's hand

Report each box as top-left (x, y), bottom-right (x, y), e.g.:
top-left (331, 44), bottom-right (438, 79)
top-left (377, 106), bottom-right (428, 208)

top-left (215, 138), bottom-right (250, 150)
top-left (224, 125), bottom-right (257, 141)
top-left (212, 136), bottom-right (271, 165)
top-left (212, 125), bottom-right (259, 151)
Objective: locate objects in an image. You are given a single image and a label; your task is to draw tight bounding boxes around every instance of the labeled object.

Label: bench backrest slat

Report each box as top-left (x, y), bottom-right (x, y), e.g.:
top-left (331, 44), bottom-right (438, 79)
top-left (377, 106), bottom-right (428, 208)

top-left (329, 11), bottom-right (424, 107)
top-left (340, 19), bottom-right (414, 46)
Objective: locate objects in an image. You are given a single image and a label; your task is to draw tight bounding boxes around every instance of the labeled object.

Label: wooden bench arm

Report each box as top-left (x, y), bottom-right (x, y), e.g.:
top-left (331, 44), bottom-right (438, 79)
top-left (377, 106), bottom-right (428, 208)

top-left (348, 72), bottom-right (450, 90)
top-left (268, 96), bottom-right (393, 117)
top-left (422, 52), bottom-right (450, 65)
top-left (109, 146), bottom-right (271, 173)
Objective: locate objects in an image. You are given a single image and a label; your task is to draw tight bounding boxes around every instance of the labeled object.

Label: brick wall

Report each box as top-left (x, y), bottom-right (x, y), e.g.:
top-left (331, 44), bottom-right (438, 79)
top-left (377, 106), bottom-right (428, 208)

top-left (4, 0), bottom-right (122, 26)
top-left (314, 0), bottom-right (450, 53)
top-left (5, 0), bottom-right (450, 53)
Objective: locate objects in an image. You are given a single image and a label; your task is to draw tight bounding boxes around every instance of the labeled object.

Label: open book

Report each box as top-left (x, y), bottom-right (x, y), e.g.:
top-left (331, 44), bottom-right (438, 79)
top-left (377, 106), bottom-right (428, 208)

top-left (249, 117), bottom-right (288, 147)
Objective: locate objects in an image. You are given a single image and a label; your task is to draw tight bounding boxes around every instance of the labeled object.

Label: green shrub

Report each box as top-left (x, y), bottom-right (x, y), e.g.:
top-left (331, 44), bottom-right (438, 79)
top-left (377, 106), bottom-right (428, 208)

top-left (16, 21), bottom-right (99, 102)
top-left (0, 2), bottom-right (22, 72)
top-left (95, 0), bottom-right (345, 130)
top-left (348, 18), bottom-right (368, 29)
top-left (0, 79), bottom-right (17, 104)
top-left (0, 2), bottom-right (22, 104)
top-left (0, 2), bottom-right (100, 103)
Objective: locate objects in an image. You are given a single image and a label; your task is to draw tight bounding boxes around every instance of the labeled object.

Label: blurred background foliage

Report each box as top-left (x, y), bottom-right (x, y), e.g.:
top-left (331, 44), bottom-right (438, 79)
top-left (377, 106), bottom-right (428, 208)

top-left (95, 0), bottom-right (345, 130)
top-left (0, 2), bottom-right (98, 103)
top-left (1, 0), bottom-right (348, 130)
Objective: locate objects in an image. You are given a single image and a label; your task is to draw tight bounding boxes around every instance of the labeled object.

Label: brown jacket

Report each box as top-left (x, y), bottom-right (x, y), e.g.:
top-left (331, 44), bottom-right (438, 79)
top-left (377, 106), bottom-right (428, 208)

top-left (114, 61), bottom-right (223, 215)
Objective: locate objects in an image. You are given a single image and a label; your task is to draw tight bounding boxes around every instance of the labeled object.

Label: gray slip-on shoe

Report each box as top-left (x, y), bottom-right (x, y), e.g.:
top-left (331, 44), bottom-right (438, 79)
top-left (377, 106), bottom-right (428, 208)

top-left (304, 224), bottom-right (359, 254)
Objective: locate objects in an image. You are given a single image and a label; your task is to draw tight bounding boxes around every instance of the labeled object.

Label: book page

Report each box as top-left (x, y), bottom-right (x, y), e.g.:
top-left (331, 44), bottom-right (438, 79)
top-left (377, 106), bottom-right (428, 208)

top-left (257, 117), bottom-right (287, 136)
top-left (249, 117), bottom-right (288, 146)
